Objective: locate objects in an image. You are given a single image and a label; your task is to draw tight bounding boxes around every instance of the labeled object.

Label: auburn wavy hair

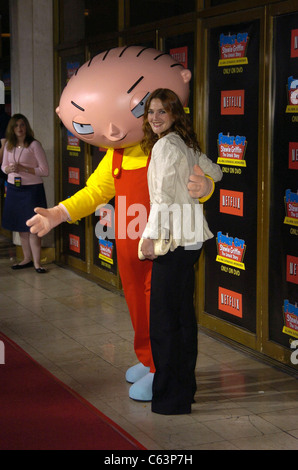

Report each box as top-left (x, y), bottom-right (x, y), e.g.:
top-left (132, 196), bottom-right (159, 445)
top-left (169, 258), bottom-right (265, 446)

top-left (141, 88), bottom-right (201, 155)
top-left (5, 114), bottom-right (35, 151)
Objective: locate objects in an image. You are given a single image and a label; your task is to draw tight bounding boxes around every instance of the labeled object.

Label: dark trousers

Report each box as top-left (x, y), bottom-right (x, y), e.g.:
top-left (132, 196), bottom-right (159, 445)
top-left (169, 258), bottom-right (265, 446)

top-left (150, 246), bottom-right (201, 415)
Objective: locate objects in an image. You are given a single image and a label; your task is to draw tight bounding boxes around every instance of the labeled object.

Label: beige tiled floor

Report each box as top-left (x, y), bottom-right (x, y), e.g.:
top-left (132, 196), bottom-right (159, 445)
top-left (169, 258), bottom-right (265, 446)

top-left (0, 242), bottom-right (298, 449)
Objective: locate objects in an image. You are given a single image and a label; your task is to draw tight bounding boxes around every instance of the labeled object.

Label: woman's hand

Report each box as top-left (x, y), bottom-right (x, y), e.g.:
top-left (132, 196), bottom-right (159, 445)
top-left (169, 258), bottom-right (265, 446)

top-left (141, 238), bottom-right (157, 260)
top-left (6, 163), bottom-right (18, 174)
top-left (18, 164), bottom-right (34, 175)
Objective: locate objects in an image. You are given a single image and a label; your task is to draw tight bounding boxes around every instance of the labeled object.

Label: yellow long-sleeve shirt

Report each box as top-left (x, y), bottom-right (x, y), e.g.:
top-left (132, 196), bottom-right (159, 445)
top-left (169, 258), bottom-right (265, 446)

top-left (61, 145), bottom-right (148, 222)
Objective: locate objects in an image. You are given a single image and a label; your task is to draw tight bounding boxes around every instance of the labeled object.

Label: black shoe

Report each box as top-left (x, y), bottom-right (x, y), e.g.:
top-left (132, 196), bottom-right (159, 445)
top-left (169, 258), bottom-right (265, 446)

top-left (11, 261), bottom-right (34, 270)
top-left (35, 267), bottom-right (47, 274)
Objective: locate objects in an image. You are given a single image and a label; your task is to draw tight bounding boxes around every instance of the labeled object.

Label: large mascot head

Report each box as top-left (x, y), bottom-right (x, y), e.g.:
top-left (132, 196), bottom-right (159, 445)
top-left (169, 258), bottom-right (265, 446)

top-left (56, 45), bottom-right (191, 149)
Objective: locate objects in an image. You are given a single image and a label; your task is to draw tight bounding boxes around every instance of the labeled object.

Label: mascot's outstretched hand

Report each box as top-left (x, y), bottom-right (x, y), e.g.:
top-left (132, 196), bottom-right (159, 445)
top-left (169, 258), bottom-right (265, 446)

top-left (188, 164), bottom-right (214, 199)
top-left (26, 205), bottom-right (68, 237)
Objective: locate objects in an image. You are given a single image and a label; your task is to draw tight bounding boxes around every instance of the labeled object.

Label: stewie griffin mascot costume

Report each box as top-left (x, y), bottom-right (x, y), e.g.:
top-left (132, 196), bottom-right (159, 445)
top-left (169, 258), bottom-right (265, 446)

top-left (27, 46), bottom-right (223, 402)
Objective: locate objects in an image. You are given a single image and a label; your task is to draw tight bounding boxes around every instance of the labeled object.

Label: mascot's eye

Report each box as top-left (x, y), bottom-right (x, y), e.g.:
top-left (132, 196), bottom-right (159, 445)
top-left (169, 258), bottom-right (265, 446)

top-left (131, 93), bottom-right (150, 118)
top-left (72, 122), bottom-right (94, 135)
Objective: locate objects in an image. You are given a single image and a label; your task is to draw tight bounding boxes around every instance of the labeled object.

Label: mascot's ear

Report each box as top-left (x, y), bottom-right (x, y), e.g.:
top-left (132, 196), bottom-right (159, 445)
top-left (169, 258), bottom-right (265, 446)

top-left (180, 68), bottom-right (192, 84)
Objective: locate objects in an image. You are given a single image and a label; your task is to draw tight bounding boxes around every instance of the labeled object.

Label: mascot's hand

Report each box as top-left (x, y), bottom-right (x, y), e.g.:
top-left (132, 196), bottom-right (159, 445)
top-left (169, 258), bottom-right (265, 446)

top-left (188, 164), bottom-right (213, 199)
top-left (26, 205), bottom-right (68, 237)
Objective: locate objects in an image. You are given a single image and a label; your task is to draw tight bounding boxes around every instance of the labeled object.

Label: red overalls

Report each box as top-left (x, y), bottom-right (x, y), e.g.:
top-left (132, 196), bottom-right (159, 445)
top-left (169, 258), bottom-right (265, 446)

top-left (112, 149), bottom-right (155, 373)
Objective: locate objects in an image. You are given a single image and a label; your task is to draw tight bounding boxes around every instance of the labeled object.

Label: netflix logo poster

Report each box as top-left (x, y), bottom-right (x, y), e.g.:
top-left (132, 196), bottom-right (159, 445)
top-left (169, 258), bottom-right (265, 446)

top-left (269, 13), bottom-right (298, 347)
top-left (60, 53), bottom-right (86, 262)
top-left (289, 142), bottom-right (298, 170)
top-left (204, 20), bottom-right (260, 333)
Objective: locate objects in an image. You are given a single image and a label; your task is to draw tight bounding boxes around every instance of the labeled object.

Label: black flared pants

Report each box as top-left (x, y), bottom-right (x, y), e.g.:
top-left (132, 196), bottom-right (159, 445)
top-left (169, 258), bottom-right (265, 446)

top-left (150, 246), bottom-right (201, 415)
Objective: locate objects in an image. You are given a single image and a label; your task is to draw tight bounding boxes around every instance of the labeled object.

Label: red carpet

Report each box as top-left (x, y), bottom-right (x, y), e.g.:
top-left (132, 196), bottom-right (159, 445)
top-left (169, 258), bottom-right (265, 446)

top-left (0, 333), bottom-right (146, 450)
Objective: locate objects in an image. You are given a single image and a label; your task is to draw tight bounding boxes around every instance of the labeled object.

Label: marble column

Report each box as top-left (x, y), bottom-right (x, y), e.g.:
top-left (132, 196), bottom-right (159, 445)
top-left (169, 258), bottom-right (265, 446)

top-left (9, 0), bottom-right (55, 252)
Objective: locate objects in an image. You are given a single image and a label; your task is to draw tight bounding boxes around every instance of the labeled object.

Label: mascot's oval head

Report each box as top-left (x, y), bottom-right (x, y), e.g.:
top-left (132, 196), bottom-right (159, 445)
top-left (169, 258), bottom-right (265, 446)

top-left (56, 45), bottom-right (191, 149)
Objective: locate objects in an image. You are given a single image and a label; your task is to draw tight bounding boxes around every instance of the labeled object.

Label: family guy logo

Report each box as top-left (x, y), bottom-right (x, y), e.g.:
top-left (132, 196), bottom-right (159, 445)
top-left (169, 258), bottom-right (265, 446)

top-left (286, 76), bottom-right (298, 113)
top-left (98, 238), bottom-right (114, 265)
top-left (218, 32), bottom-right (249, 67)
top-left (283, 299), bottom-right (298, 339)
top-left (216, 231), bottom-right (246, 270)
top-left (67, 130), bottom-right (81, 152)
top-left (217, 132), bottom-right (247, 166)
top-left (284, 189), bottom-right (298, 226)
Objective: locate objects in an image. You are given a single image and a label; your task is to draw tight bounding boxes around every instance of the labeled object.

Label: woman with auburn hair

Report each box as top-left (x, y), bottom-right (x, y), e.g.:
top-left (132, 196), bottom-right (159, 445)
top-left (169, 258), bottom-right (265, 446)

top-left (139, 88), bottom-right (222, 414)
top-left (1, 114), bottom-right (49, 273)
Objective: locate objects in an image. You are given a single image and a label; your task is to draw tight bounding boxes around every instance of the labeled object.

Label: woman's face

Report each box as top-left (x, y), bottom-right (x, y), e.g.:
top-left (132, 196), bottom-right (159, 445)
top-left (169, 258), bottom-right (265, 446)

top-left (147, 98), bottom-right (174, 137)
top-left (14, 119), bottom-right (26, 140)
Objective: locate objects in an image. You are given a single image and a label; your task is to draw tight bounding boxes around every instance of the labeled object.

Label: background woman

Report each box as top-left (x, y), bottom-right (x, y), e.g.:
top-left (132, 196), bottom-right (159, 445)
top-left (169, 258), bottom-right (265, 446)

top-left (1, 114), bottom-right (49, 273)
top-left (140, 89), bottom-right (222, 414)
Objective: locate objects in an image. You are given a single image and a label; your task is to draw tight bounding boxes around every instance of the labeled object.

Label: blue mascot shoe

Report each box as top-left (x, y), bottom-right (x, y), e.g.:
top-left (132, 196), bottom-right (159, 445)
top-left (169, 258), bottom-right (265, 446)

top-left (125, 363), bottom-right (150, 383)
top-left (129, 372), bottom-right (154, 401)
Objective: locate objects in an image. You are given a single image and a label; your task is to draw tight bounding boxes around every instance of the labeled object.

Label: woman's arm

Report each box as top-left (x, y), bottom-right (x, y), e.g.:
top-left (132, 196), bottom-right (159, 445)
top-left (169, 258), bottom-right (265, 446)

top-left (0, 140), bottom-right (14, 174)
top-left (29, 140), bottom-right (49, 177)
top-left (0, 138), bottom-right (6, 164)
top-left (188, 153), bottom-right (223, 201)
top-left (198, 152), bottom-right (223, 183)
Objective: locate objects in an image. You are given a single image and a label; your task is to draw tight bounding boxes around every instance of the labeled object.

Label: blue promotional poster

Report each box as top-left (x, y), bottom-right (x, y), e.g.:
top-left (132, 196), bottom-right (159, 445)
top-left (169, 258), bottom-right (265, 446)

top-left (269, 14), bottom-right (298, 346)
top-left (204, 19), bottom-right (260, 333)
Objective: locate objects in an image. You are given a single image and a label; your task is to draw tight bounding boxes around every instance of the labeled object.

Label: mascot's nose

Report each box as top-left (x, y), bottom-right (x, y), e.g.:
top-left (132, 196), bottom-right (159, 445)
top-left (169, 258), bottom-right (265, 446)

top-left (106, 123), bottom-right (126, 141)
